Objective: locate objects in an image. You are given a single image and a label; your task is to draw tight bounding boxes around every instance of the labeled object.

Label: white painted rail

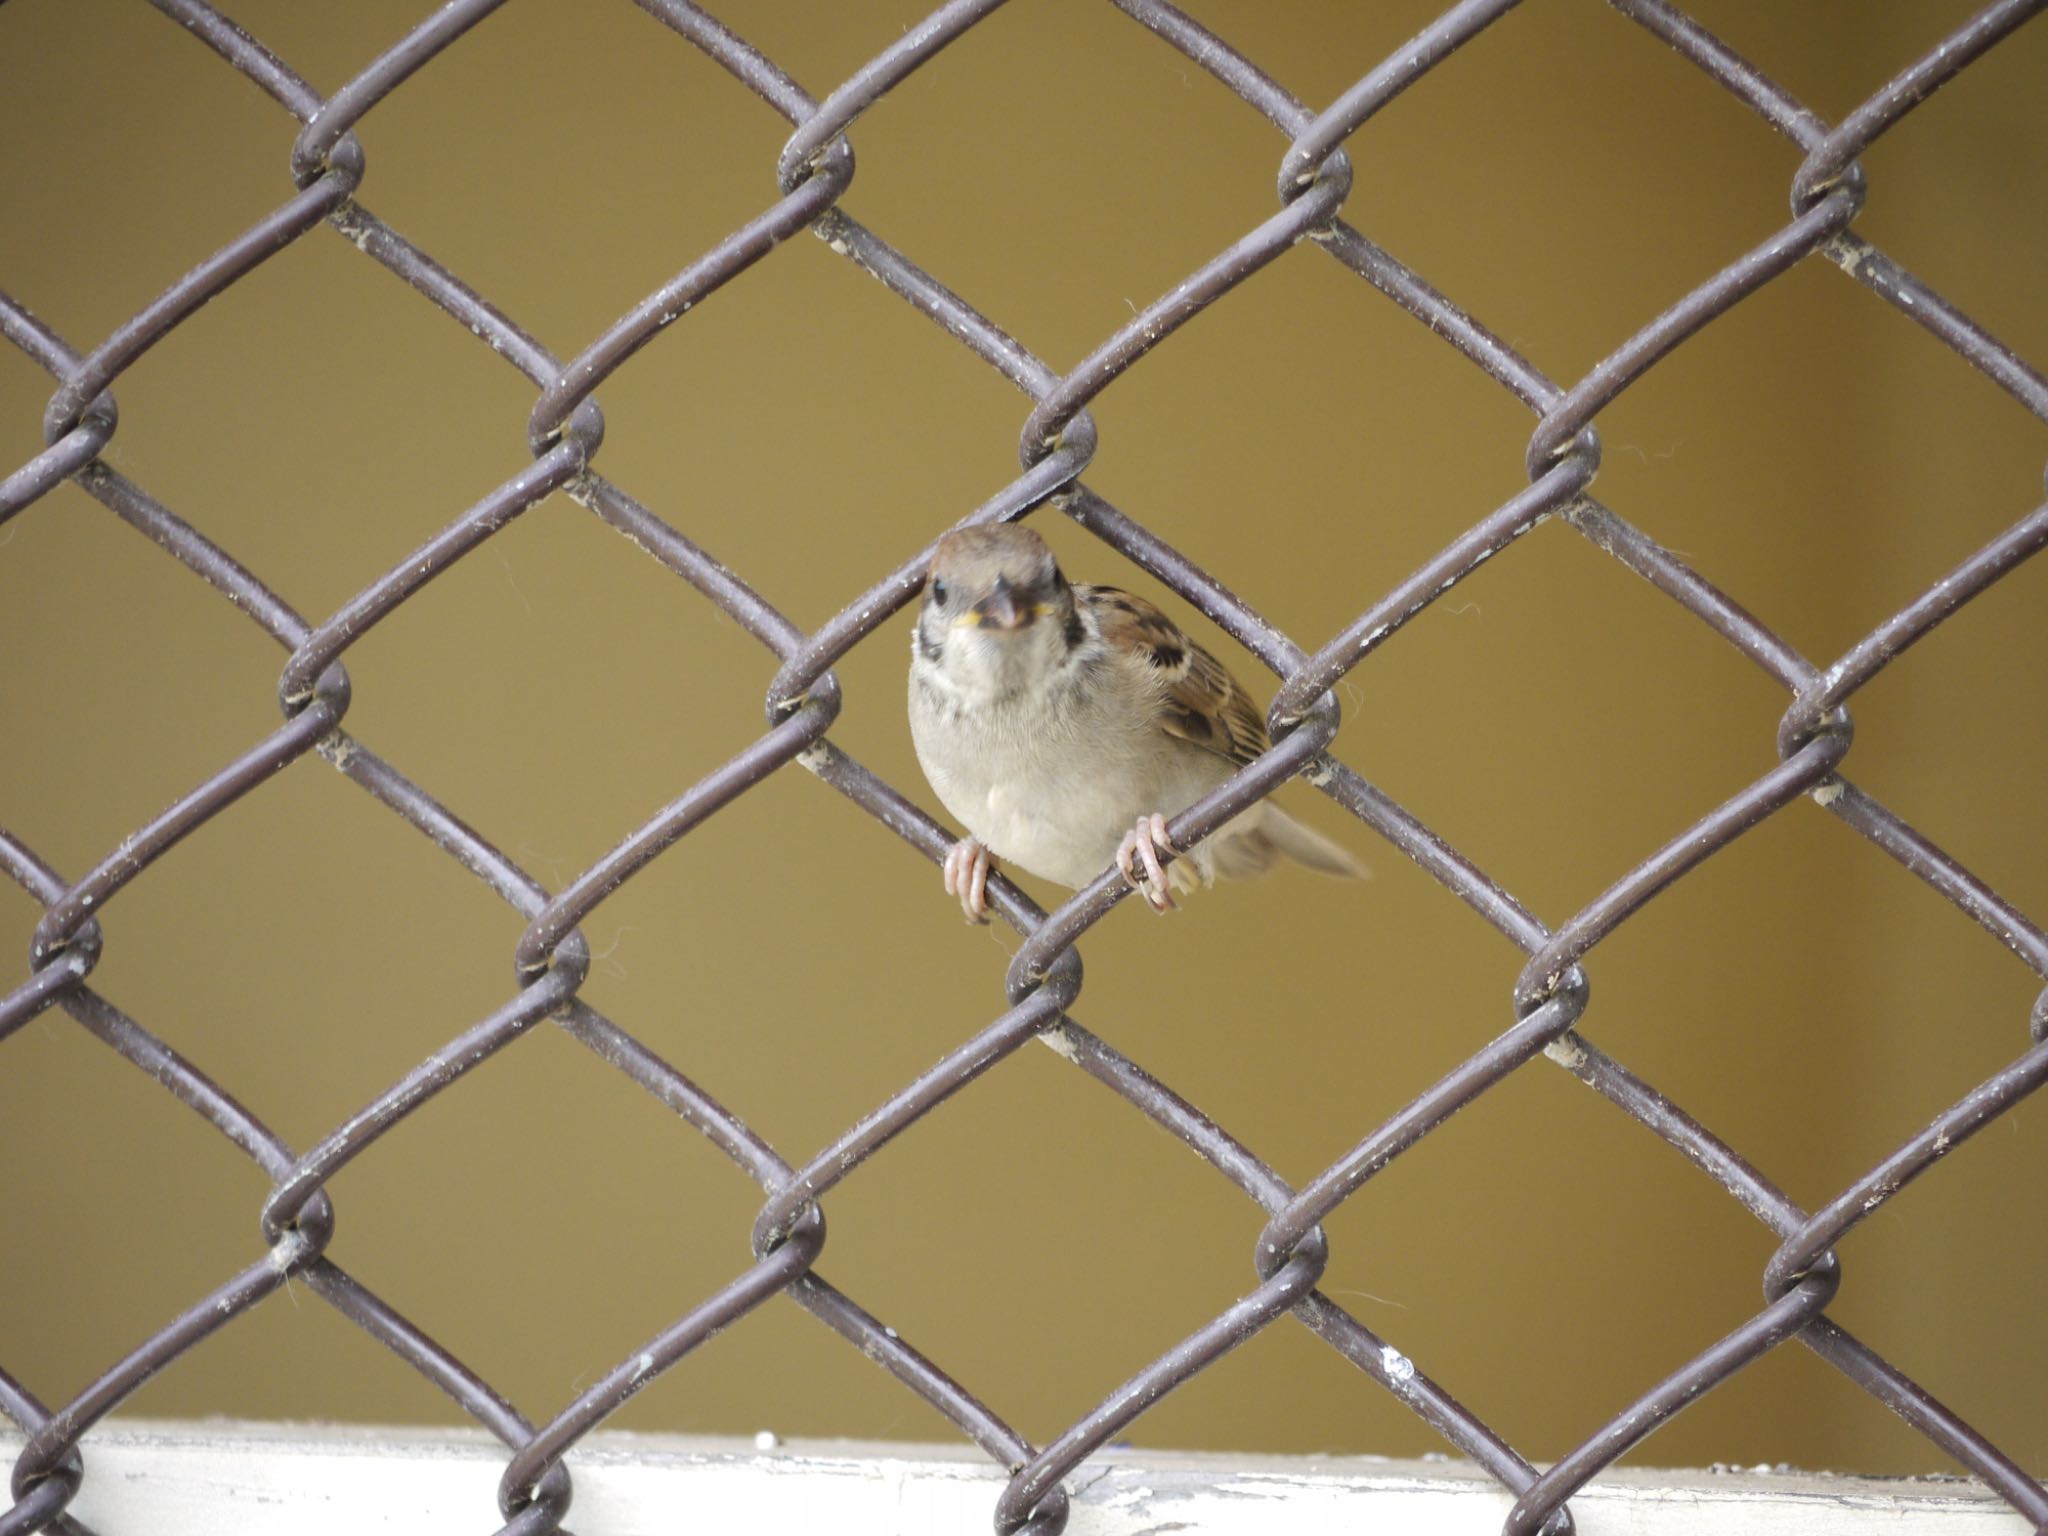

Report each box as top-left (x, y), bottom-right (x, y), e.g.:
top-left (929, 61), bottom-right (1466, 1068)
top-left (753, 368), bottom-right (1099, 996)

top-left (2, 1421), bottom-right (2030, 1534)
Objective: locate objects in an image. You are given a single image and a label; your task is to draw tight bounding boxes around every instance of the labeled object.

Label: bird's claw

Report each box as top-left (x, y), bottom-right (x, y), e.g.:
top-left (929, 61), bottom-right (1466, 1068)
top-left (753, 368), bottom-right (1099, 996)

top-left (1115, 813), bottom-right (1178, 913)
top-left (942, 837), bottom-right (995, 924)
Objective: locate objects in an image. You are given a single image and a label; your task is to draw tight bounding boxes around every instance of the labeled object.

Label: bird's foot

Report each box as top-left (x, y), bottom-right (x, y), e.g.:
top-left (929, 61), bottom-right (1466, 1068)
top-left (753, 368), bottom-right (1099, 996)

top-left (942, 837), bottom-right (996, 924)
top-left (1115, 812), bottom-right (1178, 913)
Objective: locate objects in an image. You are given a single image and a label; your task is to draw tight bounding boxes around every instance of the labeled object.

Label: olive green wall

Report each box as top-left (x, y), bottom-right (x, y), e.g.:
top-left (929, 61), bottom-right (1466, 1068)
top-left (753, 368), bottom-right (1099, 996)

top-left (2, 0), bottom-right (2044, 1481)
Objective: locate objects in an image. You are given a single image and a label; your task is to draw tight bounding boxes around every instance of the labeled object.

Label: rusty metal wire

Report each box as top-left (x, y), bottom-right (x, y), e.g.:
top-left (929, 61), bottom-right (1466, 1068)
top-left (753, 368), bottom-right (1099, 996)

top-left (4, 0), bottom-right (2047, 1532)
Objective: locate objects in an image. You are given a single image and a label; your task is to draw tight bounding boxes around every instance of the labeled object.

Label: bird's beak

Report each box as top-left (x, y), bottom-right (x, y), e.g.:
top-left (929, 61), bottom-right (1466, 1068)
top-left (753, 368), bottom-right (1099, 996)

top-left (970, 588), bottom-right (1033, 631)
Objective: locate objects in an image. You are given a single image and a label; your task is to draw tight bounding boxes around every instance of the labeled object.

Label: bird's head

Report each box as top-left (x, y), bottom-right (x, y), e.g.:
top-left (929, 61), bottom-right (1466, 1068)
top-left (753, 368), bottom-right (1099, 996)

top-left (915, 524), bottom-right (1077, 699)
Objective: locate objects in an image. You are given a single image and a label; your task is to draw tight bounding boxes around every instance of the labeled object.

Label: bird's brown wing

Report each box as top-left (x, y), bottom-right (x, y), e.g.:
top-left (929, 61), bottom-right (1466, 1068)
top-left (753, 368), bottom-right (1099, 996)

top-left (1080, 585), bottom-right (1269, 768)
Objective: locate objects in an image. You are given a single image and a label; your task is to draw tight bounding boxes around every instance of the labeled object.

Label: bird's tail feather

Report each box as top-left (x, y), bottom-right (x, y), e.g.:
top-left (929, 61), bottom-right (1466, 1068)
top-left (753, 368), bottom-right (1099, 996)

top-left (1257, 805), bottom-right (1368, 880)
top-left (1204, 804), bottom-right (1368, 882)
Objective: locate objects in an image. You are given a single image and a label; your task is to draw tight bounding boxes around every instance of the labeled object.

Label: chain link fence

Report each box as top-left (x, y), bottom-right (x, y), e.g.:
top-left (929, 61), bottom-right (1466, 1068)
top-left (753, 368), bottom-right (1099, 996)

top-left (3, 0), bottom-right (2046, 1532)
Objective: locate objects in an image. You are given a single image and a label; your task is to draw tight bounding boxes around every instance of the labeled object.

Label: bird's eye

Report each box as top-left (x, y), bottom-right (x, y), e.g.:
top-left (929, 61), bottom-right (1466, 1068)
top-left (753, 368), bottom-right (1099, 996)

top-left (930, 578), bottom-right (948, 605)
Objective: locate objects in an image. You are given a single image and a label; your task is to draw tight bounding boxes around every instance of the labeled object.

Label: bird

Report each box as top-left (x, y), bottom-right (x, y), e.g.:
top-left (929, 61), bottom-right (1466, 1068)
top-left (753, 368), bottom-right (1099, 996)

top-left (906, 522), bottom-right (1366, 923)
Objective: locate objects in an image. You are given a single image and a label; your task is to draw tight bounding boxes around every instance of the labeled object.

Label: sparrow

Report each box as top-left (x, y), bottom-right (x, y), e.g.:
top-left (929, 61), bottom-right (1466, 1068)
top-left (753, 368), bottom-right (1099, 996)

top-left (907, 523), bottom-right (1366, 923)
